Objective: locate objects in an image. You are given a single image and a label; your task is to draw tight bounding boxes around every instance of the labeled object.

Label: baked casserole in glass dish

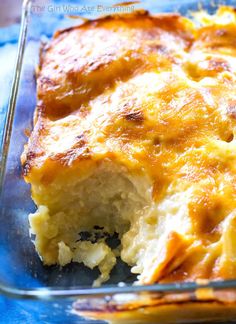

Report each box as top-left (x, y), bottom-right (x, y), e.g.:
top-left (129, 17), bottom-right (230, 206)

top-left (2, 0), bottom-right (236, 322)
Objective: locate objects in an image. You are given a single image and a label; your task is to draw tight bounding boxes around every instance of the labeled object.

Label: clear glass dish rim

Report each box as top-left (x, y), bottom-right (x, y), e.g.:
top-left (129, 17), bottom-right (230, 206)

top-left (1, 0), bottom-right (236, 301)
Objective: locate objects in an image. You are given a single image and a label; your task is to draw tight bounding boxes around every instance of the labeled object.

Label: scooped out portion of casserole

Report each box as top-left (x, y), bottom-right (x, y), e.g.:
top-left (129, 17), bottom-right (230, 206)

top-left (22, 6), bottom-right (236, 286)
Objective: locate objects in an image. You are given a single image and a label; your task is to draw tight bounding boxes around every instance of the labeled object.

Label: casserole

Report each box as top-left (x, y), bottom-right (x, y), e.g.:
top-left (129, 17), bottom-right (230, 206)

top-left (2, 0), bottom-right (236, 323)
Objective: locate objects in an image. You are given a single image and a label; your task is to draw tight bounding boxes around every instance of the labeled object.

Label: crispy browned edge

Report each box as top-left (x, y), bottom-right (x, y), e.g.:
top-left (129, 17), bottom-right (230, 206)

top-left (21, 10), bottom-right (182, 177)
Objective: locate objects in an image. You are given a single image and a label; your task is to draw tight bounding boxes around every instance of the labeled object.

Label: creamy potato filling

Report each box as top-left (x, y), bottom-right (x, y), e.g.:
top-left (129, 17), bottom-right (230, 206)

top-left (29, 163), bottom-right (153, 285)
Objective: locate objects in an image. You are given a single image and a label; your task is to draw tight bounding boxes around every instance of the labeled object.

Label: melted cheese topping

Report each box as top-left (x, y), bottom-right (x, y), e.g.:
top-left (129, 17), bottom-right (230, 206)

top-left (22, 7), bottom-right (236, 284)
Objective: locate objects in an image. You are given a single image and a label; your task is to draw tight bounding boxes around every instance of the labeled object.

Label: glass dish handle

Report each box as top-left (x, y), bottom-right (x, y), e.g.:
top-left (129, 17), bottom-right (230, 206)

top-left (0, 0), bottom-right (31, 193)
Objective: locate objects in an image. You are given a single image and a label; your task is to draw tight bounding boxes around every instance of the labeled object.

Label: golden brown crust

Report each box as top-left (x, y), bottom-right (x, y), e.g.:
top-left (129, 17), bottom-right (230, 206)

top-left (36, 11), bottom-right (193, 117)
top-left (22, 7), bottom-right (236, 285)
top-left (22, 11), bottom-right (194, 174)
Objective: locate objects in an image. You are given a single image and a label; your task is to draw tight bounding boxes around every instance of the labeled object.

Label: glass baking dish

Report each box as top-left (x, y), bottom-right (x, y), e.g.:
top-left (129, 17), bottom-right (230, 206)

top-left (2, 0), bottom-right (236, 322)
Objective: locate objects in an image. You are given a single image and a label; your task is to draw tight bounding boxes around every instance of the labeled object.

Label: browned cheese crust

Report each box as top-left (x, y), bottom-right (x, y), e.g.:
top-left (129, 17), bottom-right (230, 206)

top-left (22, 7), bottom-right (236, 285)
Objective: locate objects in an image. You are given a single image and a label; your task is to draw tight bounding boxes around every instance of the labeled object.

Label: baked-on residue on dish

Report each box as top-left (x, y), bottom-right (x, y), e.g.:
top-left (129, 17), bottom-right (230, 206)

top-left (22, 6), bottom-right (236, 286)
